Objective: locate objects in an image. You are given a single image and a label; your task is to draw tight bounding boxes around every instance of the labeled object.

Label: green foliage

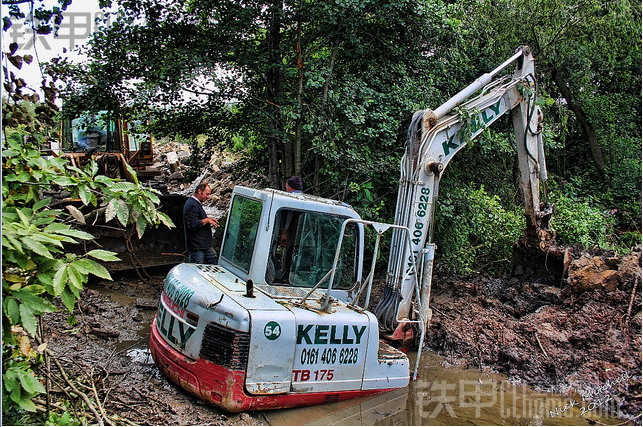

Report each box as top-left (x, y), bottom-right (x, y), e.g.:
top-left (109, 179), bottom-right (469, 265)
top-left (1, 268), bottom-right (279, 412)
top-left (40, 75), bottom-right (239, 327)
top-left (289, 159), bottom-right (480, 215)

top-left (547, 179), bottom-right (620, 249)
top-left (550, 196), bottom-right (616, 249)
top-left (452, 0), bottom-right (641, 227)
top-left (434, 185), bottom-right (523, 274)
top-left (51, 0), bottom-right (453, 191)
top-left (3, 359), bottom-right (46, 412)
top-left (45, 410), bottom-right (82, 426)
top-left (1, 126), bottom-right (174, 417)
top-left (45, 0), bottom-right (641, 279)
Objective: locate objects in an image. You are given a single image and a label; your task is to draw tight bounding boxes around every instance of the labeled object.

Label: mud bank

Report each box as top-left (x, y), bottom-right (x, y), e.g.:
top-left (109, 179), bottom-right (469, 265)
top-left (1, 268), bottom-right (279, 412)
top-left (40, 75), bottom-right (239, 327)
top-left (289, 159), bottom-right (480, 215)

top-left (38, 247), bottom-right (641, 425)
top-left (425, 247), bottom-right (642, 421)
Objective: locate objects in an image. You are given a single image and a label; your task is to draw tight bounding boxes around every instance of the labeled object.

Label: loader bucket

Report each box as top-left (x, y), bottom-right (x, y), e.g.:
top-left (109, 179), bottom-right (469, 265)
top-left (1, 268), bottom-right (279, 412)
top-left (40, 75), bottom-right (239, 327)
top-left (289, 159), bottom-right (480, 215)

top-left (59, 194), bottom-right (189, 272)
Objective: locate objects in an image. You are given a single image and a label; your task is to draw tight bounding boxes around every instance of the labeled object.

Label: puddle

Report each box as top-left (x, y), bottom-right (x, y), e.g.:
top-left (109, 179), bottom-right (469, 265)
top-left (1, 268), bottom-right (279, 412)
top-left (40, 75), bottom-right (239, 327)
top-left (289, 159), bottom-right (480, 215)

top-left (267, 351), bottom-right (625, 426)
top-left (86, 282), bottom-right (157, 353)
top-left (112, 312), bottom-right (155, 354)
top-left (126, 348), bottom-right (155, 365)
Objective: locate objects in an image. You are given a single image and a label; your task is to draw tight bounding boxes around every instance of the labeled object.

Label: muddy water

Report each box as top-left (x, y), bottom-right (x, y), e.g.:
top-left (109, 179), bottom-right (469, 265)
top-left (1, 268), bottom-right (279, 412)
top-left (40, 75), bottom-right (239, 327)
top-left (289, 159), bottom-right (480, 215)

top-left (86, 283), bottom-right (156, 353)
top-left (89, 282), bottom-right (624, 426)
top-left (267, 351), bottom-right (623, 426)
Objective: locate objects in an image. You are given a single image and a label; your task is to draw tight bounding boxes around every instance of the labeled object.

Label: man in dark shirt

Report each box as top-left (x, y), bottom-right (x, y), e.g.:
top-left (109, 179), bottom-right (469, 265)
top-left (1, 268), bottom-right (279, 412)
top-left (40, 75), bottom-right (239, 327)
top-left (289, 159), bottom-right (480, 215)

top-left (183, 183), bottom-right (219, 264)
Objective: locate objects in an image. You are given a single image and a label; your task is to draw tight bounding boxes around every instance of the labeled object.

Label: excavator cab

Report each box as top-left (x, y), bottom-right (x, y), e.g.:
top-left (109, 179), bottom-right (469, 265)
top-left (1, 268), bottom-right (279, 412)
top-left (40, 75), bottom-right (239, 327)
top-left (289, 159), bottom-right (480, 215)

top-left (219, 187), bottom-right (363, 292)
top-left (60, 110), bottom-right (120, 154)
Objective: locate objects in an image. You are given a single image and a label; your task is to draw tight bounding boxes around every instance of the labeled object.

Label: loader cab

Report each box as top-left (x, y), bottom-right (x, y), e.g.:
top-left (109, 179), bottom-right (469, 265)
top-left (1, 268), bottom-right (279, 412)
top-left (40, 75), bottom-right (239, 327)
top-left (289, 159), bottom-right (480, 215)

top-left (61, 110), bottom-right (120, 154)
top-left (58, 110), bottom-right (154, 169)
top-left (219, 186), bottom-right (364, 300)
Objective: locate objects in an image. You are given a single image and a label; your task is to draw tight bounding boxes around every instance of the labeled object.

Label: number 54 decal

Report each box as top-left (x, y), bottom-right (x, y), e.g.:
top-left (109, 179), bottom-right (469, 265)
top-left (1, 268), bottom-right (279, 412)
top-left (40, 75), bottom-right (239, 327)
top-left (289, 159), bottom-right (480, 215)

top-left (264, 321), bottom-right (281, 340)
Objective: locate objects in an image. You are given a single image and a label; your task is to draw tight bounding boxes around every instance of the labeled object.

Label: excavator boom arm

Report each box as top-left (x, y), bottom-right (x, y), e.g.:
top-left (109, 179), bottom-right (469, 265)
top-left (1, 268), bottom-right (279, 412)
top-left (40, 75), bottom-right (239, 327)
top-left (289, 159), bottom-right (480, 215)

top-left (375, 46), bottom-right (552, 335)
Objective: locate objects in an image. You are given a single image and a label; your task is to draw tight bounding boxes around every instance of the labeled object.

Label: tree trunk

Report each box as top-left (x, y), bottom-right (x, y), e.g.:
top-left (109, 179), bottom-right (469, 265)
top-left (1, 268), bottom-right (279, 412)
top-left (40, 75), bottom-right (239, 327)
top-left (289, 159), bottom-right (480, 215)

top-left (322, 34), bottom-right (340, 105)
top-left (313, 34), bottom-right (341, 188)
top-left (552, 67), bottom-right (608, 180)
top-left (294, 20), bottom-right (303, 176)
top-left (266, 0), bottom-right (285, 188)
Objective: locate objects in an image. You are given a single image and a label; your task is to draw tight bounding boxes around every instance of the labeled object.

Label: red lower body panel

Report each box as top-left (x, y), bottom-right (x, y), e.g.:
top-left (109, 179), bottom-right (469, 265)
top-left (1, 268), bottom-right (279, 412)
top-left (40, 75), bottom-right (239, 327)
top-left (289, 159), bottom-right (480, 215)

top-left (149, 317), bottom-right (394, 413)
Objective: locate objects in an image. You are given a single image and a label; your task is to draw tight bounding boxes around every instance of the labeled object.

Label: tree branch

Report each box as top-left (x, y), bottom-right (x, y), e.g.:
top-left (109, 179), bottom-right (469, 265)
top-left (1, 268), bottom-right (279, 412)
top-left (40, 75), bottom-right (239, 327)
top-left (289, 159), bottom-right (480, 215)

top-left (552, 66), bottom-right (608, 179)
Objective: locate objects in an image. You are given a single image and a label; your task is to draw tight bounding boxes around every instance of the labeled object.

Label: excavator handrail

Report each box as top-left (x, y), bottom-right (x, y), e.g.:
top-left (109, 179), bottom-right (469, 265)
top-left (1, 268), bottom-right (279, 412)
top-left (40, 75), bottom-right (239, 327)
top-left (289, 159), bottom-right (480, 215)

top-left (314, 218), bottom-right (420, 313)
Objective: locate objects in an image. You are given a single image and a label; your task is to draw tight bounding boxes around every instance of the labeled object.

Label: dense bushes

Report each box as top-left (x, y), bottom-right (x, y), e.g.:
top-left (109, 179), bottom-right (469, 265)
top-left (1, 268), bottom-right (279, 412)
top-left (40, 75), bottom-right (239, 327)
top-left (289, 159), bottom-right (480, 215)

top-left (548, 178), bottom-right (641, 251)
top-left (433, 185), bottom-right (523, 274)
top-left (429, 177), bottom-right (640, 275)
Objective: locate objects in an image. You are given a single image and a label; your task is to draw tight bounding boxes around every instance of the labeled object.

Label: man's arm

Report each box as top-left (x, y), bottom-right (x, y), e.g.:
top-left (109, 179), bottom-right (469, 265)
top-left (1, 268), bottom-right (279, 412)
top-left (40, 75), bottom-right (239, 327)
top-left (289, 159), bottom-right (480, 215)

top-left (185, 200), bottom-right (218, 229)
top-left (184, 200), bottom-right (205, 230)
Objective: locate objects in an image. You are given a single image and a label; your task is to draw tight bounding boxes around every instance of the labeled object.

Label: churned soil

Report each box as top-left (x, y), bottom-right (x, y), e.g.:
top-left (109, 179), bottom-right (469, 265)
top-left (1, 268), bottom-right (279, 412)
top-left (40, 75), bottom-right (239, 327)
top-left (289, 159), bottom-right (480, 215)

top-left (37, 246), bottom-right (641, 425)
top-left (425, 246), bottom-right (642, 421)
top-left (40, 273), bottom-right (266, 426)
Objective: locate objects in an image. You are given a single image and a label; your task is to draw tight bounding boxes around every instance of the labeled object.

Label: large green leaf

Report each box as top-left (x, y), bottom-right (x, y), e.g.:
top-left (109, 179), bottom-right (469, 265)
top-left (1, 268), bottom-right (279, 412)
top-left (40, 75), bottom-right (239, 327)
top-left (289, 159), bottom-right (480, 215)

top-left (135, 213), bottom-right (147, 239)
top-left (32, 198), bottom-right (52, 211)
top-left (124, 161), bottom-right (139, 185)
top-left (51, 176), bottom-right (77, 186)
top-left (21, 285), bottom-right (46, 294)
top-left (17, 396), bottom-right (37, 412)
top-left (11, 289), bottom-right (56, 313)
top-left (78, 185), bottom-right (91, 206)
top-left (66, 264), bottom-right (84, 291)
top-left (29, 233), bottom-right (65, 248)
top-left (18, 303), bottom-right (37, 336)
top-left (3, 297), bottom-right (20, 324)
top-left (109, 181), bottom-right (137, 192)
top-left (43, 222), bottom-right (71, 233)
top-left (115, 198), bottom-right (129, 226)
top-left (2, 234), bottom-right (19, 251)
top-left (67, 258), bottom-right (97, 274)
top-left (52, 265), bottom-right (68, 296)
top-left (50, 227), bottom-right (94, 241)
top-left (36, 273), bottom-right (54, 287)
top-left (86, 249), bottom-right (120, 262)
top-left (85, 260), bottom-right (112, 280)
top-left (21, 237), bottom-right (53, 259)
top-left (16, 368), bottom-right (45, 395)
top-left (16, 208), bottom-right (32, 227)
top-left (60, 288), bottom-right (76, 312)
top-left (105, 198), bottom-right (119, 223)
top-left (157, 211), bottom-right (176, 229)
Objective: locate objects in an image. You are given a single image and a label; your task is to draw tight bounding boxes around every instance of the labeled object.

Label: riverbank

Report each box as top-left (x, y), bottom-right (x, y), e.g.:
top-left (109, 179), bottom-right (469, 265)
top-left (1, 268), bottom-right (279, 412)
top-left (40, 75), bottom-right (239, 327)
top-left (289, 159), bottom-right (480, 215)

top-left (425, 247), bottom-right (642, 421)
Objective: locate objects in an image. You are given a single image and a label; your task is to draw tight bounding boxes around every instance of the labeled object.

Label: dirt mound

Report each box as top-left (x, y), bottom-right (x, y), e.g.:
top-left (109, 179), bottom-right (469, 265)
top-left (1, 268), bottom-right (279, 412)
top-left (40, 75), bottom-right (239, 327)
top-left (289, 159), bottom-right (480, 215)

top-left (426, 247), bottom-right (642, 420)
top-left (152, 140), bottom-right (264, 210)
top-left (39, 276), bottom-right (265, 426)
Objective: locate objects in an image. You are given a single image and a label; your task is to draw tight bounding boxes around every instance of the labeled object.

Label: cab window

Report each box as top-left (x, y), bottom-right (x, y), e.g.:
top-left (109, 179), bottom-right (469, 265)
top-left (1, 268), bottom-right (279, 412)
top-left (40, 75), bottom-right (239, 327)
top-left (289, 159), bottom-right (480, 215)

top-left (265, 209), bottom-right (358, 289)
top-left (62, 111), bottom-right (119, 153)
top-left (221, 195), bottom-right (262, 273)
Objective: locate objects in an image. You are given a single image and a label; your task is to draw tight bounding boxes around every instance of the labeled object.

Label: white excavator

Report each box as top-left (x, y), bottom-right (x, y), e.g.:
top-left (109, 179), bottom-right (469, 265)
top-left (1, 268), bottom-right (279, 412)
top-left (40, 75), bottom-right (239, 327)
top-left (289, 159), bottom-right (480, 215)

top-left (149, 46), bottom-right (554, 412)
